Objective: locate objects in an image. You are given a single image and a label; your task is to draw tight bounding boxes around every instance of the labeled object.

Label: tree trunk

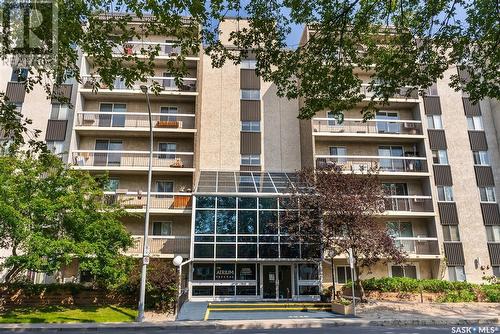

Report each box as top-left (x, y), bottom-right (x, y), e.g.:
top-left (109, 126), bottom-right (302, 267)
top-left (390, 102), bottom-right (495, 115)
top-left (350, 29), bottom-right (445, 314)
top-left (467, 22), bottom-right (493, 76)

top-left (354, 266), bottom-right (366, 302)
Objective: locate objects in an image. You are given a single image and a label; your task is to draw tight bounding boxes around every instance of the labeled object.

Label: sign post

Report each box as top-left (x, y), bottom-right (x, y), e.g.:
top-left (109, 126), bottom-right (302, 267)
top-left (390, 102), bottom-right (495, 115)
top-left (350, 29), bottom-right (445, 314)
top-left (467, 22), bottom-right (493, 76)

top-left (348, 248), bottom-right (356, 317)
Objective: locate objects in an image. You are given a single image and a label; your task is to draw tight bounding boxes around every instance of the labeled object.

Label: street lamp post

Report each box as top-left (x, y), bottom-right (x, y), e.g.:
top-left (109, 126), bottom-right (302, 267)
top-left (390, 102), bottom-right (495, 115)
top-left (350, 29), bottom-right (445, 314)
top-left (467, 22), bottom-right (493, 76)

top-left (137, 85), bottom-right (153, 322)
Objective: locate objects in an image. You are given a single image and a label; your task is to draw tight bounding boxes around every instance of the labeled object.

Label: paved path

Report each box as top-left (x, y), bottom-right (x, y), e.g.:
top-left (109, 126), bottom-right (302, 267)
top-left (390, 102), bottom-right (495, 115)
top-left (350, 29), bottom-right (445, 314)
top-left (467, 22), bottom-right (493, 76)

top-left (176, 301), bottom-right (209, 321)
top-left (0, 326), bottom-right (466, 333)
top-left (207, 310), bottom-right (344, 320)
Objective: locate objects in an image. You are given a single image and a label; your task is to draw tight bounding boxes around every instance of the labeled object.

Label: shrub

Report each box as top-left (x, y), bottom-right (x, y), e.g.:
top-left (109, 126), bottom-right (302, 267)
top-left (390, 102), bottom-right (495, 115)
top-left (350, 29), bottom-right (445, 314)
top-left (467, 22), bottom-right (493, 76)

top-left (480, 284), bottom-right (500, 302)
top-left (437, 289), bottom-right (476, 303)
top-left (362, 277), bottom-right (476, 294)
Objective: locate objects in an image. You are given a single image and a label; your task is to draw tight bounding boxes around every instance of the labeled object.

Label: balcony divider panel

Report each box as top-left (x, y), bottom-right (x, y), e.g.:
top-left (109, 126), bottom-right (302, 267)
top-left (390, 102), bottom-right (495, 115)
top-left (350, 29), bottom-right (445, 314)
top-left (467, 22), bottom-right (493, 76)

top-left (468, 131), bottom-right (488, 151)
top-left (241, 100), bottom-right (261, 121)
top-left (45, 120), bottom-right (68, 141)
top-left (5, 82), bottom-right (26, 103)
top-left (474, 166), bottom-right (495, 187)
top-left (462, 97), bottom-right (481, 116)
top-left (240, 69), bottom-right (260, 90)
top-left (240, 132), bottom-right (261, 154)
top-left (487, 243), bottom-right (500, 266)
top-left (51, 84), bottom-right (73, 103)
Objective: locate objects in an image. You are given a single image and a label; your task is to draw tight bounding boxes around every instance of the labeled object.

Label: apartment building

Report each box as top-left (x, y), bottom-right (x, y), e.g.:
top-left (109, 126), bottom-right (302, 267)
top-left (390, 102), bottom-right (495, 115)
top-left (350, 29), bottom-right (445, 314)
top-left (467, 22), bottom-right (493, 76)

top-left (1, 18), bottom-right (499, 298)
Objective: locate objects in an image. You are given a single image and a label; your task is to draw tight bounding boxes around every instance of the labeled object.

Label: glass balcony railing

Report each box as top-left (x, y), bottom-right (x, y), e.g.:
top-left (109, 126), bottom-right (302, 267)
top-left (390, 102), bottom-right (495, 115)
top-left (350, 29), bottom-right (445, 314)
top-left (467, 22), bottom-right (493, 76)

top-left (315, 155), bottom-right (428, 173)
top-left (112, 41), bottom-right (198, 58)
top-left (72, 150), bottom-right (194, 169)
top-left (76, 111), bottom-right (196, 130)
top-left (312, 118), bottom-right (423, 135)
top-left (361, 84), bottom-right (419, 100)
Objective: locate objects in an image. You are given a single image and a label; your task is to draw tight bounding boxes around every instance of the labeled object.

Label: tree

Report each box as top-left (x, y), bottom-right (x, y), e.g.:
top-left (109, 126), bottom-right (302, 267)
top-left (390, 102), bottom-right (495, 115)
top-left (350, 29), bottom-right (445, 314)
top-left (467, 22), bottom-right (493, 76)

top-left (281, 165), bottom-right (406, 300)
top-left (0, 153), bottom-right (133, 285)
top-left (1, 0), bottom-right (498, 150)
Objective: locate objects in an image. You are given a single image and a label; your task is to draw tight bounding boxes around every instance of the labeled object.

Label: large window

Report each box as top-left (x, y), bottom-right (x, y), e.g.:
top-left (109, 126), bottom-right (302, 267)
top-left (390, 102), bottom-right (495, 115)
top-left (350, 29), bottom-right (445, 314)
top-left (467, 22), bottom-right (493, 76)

top-left (467, 116), bottom-right (484, 131)
top-left (427, 115), bottom-right (443, 129)
top-left (437, 186), bottom-right (454, 202)
top-left (479, 187), bottom-right (496, 202)
top-left (391, 265), bottom-right (417, 279)
top-left (193, 196), bottom-right (318, 260)
top-left (442, 225), bottom-right (460, 241)
top-left (486, 226), bottom-right (500, 242)
top-left (448, 266), bottom-right (466, 282)
top-left (50, 104), bottom-right (69, 120)
top-left (241, 90), bottom-right (260, 100)
top-left (241, 121), bottom-right (260, 132)
top-left (473, 151), bottom-right (490, 166)
top-left (336, 266), bottom-right (352, 284)
top-left (432, 150), bottom-right (449, 165)
top-left (241, 154), bottom-right (261, 166)
top-left (152, 221), bottom-right (172, 236)
top-left (241, 60), bottom-right (257, 69)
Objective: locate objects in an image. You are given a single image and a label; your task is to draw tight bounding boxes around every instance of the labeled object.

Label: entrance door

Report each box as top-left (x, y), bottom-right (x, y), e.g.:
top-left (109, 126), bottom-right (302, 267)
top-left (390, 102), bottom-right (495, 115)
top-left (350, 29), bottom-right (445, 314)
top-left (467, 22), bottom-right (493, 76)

top-left (278, 265), bottom-right (292, 299)
top-left (262, 264), bottom-right (292, 300)
top-left (262, 265), bottom-right (276, 299)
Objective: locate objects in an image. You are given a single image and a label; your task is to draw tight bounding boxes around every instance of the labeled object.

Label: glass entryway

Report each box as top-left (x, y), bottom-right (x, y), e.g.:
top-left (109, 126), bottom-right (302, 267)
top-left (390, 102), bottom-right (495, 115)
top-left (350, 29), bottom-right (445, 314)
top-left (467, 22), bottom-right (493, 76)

top-left (262, 264), bottom-right (293, 300)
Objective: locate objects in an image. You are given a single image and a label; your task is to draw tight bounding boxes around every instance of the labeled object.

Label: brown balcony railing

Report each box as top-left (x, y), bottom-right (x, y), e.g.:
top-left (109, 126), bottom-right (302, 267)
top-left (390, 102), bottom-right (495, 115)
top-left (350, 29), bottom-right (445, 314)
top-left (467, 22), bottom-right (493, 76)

top-left (315, 155), bottom-right (428, 173)
top-left (312, 118), bottom-right (422, 135)
top-left (394, 237), bottom-right (440, 256)
top-left (104, 192), bottom-right (192, 210)
top-left (76, 112), bottom-right (196, 130)
top-left (72, 150), bottom-right (194, 169)
top-left (384, 196), bottom-right (434, 212)
top-left (128, 236), bottom-right (190, 255)
top-left (81, 75), bottom-right (197, 92)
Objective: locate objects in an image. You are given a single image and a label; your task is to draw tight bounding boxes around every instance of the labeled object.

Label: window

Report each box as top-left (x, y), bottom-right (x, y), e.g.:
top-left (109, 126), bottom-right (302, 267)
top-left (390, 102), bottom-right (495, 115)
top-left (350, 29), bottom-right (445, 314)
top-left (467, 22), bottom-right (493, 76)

top-left (448, 266), bottom-right (466, 282)
top-left (432, 150), bottom-right (449, 165)
top-left (467, 116), bottom-right (484, 131)
top-left (164, 40), bottom-right (181, 55)
top-left (160, 106), bottom-right (178, 122)
top-left (479, 187), bottom-right (496, 202)
top-left (486, 226), bottom-right (500, 242)
top-left (99, 103), bottom-right (126, 127)
top-left (241, 154), bottom-right (260, 165)
top-left (156, 181), bottom-right (174, 196)
top-left (376, 111), bottom-right (400, 133)
top-left (152, 221), bottom-right (172, 236)
top-left (437, 186), bottom-right (454, 202)
top-left (162, 72), bottom-right (176, 89)
top-left (158, 142), bottom-right (176, 159)
top-left (241, 60), bottom-right (257, 69)
top-left (241, 121), bottom-right (260, 132)
top-left (298, 264), bottom-right (319, 280)
top-left (442, 225), bottom-right (460, 241)
top-left (46, 141), bottom-right (64, 155)
top-left (473, 151), bottom-right (490, 166)
top-left (50, 104), bottom-right (69, 120)
top-left (329, 146), bottom-right (347, 164)
top-left (391, 265), bottom-right (417, 279)
top-left (327, 111), bottom-right (337, 126)
top-left (427, 115), bottom-right (443, 129)
top-left (240, 89), bottom-right (260, 100)
top-left (427, 82), bottom-right (438, 96)
top-left (105, 178), bottom-right (120, 192)
top-left (11, 67), bottom-right (29, 82)
top-left (236, 264), bottom-right (256, 280)
top-left (336, 266), bottom-right (352, 284)
top-left (192, 263), bottom-right (214, 280)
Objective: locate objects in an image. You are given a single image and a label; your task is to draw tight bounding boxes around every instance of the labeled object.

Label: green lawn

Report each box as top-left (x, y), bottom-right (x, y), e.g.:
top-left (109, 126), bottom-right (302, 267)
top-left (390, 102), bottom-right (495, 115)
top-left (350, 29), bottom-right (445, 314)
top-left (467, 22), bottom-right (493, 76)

top-left (0, 305), bottom-right (137, 323)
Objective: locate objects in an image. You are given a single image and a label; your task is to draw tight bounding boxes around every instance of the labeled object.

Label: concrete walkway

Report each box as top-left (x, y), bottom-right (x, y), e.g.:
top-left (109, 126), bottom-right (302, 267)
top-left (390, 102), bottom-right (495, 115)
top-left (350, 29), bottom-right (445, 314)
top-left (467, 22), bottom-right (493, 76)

top-left (176, 301), bottom-right (209, 321)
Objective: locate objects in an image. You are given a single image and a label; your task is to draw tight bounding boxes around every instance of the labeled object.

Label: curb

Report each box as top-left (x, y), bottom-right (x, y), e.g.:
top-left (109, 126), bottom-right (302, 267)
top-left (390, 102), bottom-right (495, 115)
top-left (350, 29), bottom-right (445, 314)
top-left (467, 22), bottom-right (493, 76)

top-left (0, 317), bottom-right (498, 331)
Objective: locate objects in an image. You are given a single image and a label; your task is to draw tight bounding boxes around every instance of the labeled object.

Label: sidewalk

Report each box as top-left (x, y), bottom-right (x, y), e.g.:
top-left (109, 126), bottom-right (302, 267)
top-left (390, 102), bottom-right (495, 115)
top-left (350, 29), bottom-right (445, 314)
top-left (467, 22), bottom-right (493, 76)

top-left (0, 301), bottom-right (498, 331)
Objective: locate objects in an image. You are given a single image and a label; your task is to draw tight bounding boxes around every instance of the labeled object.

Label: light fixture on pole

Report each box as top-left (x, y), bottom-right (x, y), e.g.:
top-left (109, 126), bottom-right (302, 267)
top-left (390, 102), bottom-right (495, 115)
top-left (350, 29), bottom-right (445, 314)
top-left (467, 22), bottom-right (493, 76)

top-left (136, 84), bottom-right (153, 322)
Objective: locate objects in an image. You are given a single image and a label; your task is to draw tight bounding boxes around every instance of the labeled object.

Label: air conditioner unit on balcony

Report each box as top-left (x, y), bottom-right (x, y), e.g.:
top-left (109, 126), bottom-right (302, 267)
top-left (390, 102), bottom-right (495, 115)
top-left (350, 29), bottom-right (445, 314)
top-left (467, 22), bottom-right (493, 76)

top-left (403, 122), bottom-right (417, 128)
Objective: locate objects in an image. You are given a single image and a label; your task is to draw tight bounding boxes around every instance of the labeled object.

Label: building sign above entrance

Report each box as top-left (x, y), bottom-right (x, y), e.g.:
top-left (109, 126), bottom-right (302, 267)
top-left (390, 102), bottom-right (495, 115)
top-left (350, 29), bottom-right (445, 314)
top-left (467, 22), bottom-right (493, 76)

top-left (215, 263), bottom-right (235, 280)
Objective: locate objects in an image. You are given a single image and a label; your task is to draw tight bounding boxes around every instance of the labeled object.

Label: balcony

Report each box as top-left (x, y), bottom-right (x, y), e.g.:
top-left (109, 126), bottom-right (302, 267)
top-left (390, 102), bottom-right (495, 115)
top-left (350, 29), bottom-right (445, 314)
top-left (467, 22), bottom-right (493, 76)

top-left (72, 150), bottom-right (194, 173)
top-left (315, 155), bottom-right (429, 176)
top-left (80, 75), bottom-right (197, 98)
top-left (312, 118), bottom-right (423, 142)
top-left (384, 196), bottom-right (434, 217)
top-left (394, 237), bottom-right (440, 258)
top-left (127, 236), bottom-right (190, 258)
top-left (104, 191), bottom-right (192, 214)
top-left (75, 111), bottom-right (196, 137)
top-left (113, 41), bottom-right (199, 59)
